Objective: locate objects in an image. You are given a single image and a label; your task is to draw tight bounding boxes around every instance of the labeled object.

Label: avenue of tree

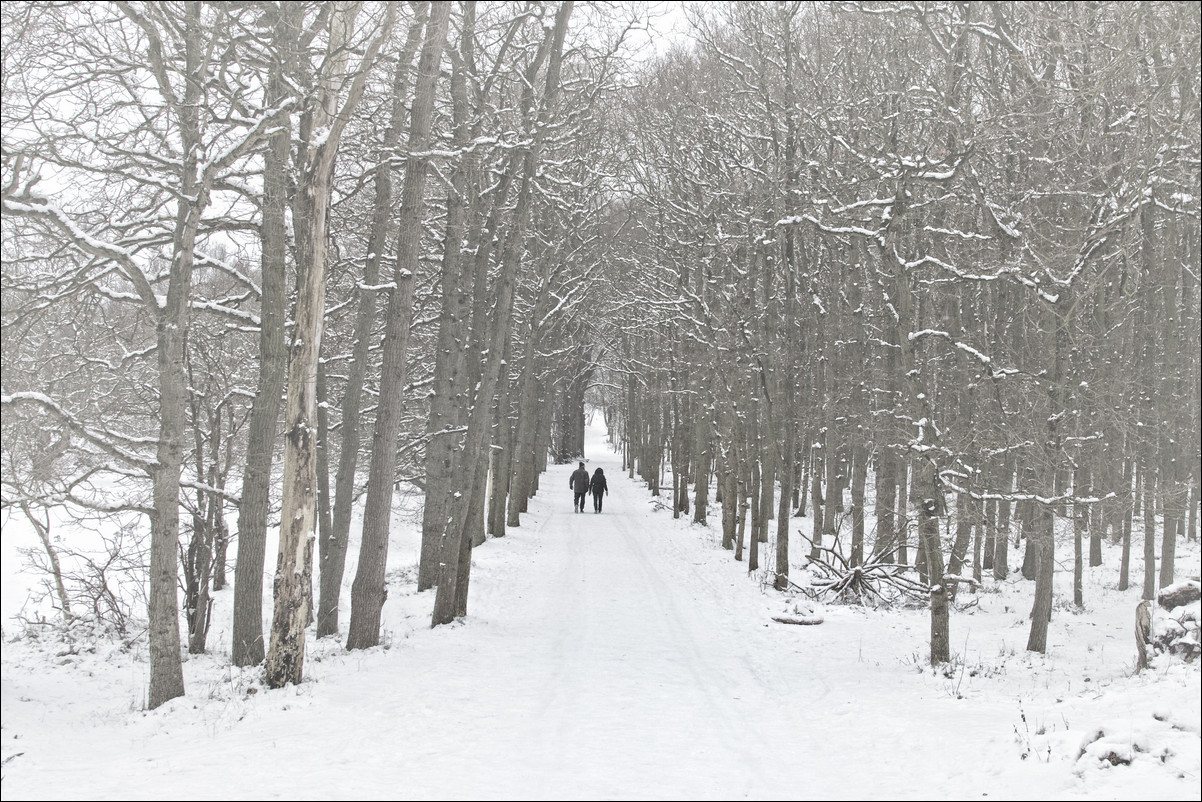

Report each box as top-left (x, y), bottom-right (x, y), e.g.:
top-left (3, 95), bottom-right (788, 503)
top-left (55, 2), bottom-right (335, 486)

top-left (2, 1), bottom-right (1198, 708)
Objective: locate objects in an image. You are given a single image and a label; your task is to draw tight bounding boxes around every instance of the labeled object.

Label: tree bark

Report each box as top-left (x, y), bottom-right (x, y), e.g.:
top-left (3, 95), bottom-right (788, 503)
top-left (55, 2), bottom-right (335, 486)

top-left (267, 3), bottom-right (396, 684)
top-left (232, 1), bottom-right (298, 669)
top-left (318, 10), bottom-right (426, 639)
top-left (346, 2), bottom-right (446, 650)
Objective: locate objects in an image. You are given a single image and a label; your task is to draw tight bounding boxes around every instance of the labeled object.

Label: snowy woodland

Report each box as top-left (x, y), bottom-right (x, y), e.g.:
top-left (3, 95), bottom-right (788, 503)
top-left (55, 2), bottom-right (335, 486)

top-left (1, 1), bottom-right (1199, 799)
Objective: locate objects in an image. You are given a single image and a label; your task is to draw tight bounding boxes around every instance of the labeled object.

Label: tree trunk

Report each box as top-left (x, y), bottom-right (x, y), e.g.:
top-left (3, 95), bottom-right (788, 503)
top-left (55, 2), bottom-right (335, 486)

top-left (874, 448), bottom-right (897, 563)
top-left (1159, 497), bottom-right (1177, 589)
top-left (1142, 475), bottom-right (1157, 601)
top-left (775, 424), bottom-right (796, 591)
top-left (947, 492), bottom-right (974, 602)
top-left (148, 1), bottom-right (212, 706)
top-left (1119, 457), bottom-right (1133, 591)
top-left (720, 449), bottom-right (737, 550)
top-left (232, 1), bottom-right (297, 669)
top-left (346, 3), bottom-right (445, 650)
top-left (1073, 492), bottom-right (1085, 608)
top-left (850, 440), bottom-right (867, 568)
top-left (319, 15), bottom-right (425, 639)
top-left (896, 457), bottom-right (910, 566)
top-left (915, 461), bottom-right (949, 665)
top-left (267, 4), bottom-right (396, 683)
top-left (1025, 504), bottom-right (1055, 653)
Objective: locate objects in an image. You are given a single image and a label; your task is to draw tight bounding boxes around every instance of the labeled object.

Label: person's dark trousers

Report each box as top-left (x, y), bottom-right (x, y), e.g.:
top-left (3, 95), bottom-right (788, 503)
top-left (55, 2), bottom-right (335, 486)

top-left (592, 492), bottom-right (603, 513)
top-left (574, 491), bottom-right (587, 512)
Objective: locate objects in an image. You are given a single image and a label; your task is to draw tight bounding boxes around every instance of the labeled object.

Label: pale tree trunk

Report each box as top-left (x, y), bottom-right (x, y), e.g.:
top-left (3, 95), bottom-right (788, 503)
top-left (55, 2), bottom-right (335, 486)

top-left (896, 457), bottom-right (910, 567)
top-left (211, 430), bottom-right (232, 591)
top-left (506, 359), bottom-right (540, 524)
top-left (721, 450), bottom-right (737, 551)
top-left (1160, 511), bottom-right (1177, 588)
top-left (772, 9), bottom-right (799, 589)
top-left (345, 2), bottom-right (446, 651)
top-left (691, 344), bottom-right (712, 525)
top-left (730, 449), bottom-right (740, 562)
top-left (822, 428), bottom-right (839, 553)
top-left (875, 450), bottom-right (897, 563)
top-left (266, 3), bottom-right (396, 686)
top-left (20, 503), bottom-right (71, 622)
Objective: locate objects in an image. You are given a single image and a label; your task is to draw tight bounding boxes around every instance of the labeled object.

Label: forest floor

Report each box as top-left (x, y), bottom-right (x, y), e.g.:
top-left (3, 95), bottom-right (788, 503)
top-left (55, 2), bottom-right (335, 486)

top-left (1, 421), bottom-right (1199, 800)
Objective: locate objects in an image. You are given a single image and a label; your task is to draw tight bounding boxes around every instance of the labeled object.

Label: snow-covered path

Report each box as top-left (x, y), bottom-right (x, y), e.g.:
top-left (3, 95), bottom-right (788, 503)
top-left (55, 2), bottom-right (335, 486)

top-left (2, 423), bottom-right (1198, 800)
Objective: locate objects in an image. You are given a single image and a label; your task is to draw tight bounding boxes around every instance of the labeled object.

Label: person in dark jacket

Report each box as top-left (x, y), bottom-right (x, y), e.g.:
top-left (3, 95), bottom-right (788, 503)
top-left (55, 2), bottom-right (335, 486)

top-left (569, 461), bottom-right (591, 513)
top-left (589, 467), bottom-right (608, 513)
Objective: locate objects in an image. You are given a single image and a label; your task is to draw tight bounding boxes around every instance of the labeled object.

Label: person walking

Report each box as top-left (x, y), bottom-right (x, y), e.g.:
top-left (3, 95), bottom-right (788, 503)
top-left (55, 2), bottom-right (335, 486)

top-left (589, 467), bottom-right (608, 513)
top-left (569, 461), bottom-right (591, 513)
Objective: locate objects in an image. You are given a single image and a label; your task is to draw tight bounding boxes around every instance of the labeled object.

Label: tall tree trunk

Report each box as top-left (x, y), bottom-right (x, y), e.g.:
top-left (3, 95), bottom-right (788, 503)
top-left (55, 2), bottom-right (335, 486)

top-left (721, 453), bottom-right (737, 551)
top-left (850, 440), bottom-right (867, 569)
top-left (1159, 494), bottom-right (1177, 589)
top-left (147, 1), bottom-right (211, 706)
top-left (947, 492), bottom-right (974, 602)
top-left (267, 4), bottom-right (396, 684)
top-left (993, 456), bottom-right (1015, 580)
top-left (232, 1), bottom-right (297, 669)
top-left (1142, 474), bottom-right (1157, 601)
top-left (1073, 489), bottom-right (1085, 608)
top-left (874, 448), bottom-right (897, 563)
top-left (488, 342), bottom-right (515, 537)
top-left (1025, 504), bottom-right (1055, 653)
top-left (896, 456), bottom-right (910, 567)
top-left (319, 14), bottom-right (426, 639)
top-left (915, 460), bottom-right (950, 665)
top-left (345, 3), bottom-right (445, 651)
top-left (1118, 456), bottom-right (1133, 590)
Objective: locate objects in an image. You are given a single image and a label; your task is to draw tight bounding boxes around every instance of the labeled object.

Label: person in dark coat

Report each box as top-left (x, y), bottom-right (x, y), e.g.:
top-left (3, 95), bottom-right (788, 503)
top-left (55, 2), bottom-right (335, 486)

top-left (589, 467), bottom-right (608, 513)
top-left (569, 461), bottom-right (591, 513)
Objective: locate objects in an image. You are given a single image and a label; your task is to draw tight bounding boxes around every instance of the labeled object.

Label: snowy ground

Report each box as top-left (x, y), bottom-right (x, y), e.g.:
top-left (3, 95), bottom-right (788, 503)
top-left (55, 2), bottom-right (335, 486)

top-left (2, 422), bottom-right (1199, 800)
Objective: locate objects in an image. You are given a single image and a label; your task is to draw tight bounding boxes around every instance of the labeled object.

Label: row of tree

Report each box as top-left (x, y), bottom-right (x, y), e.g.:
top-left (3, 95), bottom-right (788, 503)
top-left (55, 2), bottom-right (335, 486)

top-left (1, 1), bottom-right (1198, 709)
top-left (598, 1), bottom-right (1200, 662)
top-left (2, 1), bottom-right (623, 708)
